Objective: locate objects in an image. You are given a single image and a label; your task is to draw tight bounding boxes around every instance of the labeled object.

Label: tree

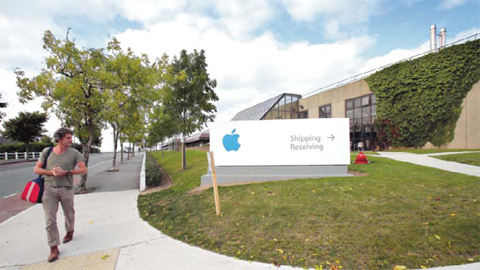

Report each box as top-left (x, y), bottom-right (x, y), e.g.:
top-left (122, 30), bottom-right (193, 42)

top-left (147, 106), bottom-right (177, 157)
top-left (2, 111), bottom-right (48, 160)
top-left (0, 93), bottom-right (7, 123)
top-left (123, 115), bottom-right (147, 158)
top-left (39, 135), bottom-right (53, 144)
top-left (103, 39), bottom-right (162, 170)
top-left (16, 29), bottom-right (110, 192)
top-left (164, 49), bottom-right (218, 170)
top-left (74, 123), bottom-right (103, 149)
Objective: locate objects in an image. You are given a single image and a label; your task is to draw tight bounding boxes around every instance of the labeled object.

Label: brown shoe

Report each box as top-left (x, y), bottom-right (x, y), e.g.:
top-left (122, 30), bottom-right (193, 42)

top-left (48, 246), bottom-right (59, 262)
top-left (63, 231), bottom-right (74, 244)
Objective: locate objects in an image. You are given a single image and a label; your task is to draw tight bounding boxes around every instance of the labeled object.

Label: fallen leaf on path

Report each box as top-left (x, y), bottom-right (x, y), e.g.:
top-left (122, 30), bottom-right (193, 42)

top-left (393, 266), bottom-right (408, 270)
top-left (102, 254), bottom-right (110, 260)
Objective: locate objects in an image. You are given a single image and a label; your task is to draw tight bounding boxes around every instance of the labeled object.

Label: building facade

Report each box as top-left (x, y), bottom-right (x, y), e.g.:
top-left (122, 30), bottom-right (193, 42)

top-left (230, 79), bottom-right (480, 150)
top-left (298, 79), bottom-right (480, 150)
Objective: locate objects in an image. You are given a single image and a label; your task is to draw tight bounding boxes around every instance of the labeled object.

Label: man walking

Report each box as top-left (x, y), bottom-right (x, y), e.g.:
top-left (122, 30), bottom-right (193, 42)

top-left (34, 127), bottom-right (87, 262)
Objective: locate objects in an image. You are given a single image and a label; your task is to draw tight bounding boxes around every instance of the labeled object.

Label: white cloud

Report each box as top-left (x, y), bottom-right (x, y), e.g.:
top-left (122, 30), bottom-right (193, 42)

top-left (440, 0), bottom-right (467, 9)
top-left (117, 0), bottom-right (274, 39)
top-left (212, 0), bottom-right (274, 38)
top-left (451, 27), bottom-right (480, 41)
top-left (115, 13), bottom-right (376, 124)
top-left (358, 27), bottom-right (480, 80)
top-left (120, 0), bottom-right (187, 22)
top-left (280, 0), bottom-right (385, 38)
top-left (1, 1), bottom-right (477, 152)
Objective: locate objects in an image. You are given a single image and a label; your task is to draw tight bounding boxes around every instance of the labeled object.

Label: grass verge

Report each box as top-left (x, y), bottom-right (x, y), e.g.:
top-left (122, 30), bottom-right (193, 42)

top-left (432, 153), bottom-right (480, 166)
top-left (138, 150), bottom-right (480, 270)
top-left (385, 149), bottom-right (480, 154)
top-left (352, 151), bottom-right (380, 156)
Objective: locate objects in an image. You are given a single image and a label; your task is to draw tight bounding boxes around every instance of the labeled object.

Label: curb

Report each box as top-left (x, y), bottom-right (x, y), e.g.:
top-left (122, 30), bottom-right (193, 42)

top-left (0, 159), bottom-right (38, 166)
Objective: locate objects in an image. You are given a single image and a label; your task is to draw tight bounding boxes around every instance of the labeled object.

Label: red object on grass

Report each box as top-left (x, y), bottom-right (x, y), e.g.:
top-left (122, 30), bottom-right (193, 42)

top-left (354, 152), bottom-right (369, 164)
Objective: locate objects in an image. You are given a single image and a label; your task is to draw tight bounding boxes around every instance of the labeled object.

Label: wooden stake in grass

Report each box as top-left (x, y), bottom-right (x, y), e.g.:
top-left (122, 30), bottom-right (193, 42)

top-left (209, 151), bottom-right (221, 216)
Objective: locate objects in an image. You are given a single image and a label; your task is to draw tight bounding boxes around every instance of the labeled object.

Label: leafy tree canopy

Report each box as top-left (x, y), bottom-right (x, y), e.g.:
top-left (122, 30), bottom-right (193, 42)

top-left (163, 49), bottom-right (218, 170)
top-left (2, 111), bottom-right (48, 154)
top-left (0, 93), bottom-right (7, 123)
top-left (164, 49), bottom-right (218, 137)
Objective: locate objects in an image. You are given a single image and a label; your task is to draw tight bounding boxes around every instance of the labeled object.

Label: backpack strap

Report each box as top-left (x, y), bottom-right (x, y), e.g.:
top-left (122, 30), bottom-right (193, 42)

top-left (42, 147), bottom-right (54, 170)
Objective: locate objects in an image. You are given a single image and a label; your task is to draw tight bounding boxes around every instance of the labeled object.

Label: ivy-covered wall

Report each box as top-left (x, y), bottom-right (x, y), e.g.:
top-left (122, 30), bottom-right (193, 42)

top-left (366, 39), bottom-right (480, 148)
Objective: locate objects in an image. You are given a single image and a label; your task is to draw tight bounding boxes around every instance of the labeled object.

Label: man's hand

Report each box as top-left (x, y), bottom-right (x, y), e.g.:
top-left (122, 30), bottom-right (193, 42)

top-left (52, 165), bottom-right (67, 177)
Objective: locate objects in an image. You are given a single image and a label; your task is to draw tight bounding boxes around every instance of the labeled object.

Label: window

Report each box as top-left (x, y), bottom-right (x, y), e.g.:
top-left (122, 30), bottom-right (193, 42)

top-left (346, 110), bottom-right (353, 119)
top-left (319, 104), bottom-right (331, 118)
top-left (362, 96), bottom-right (370, 106)
top-left (298, 111), bottom-right (308, 119)
top-left (262, 94), bottom-right (301, 120)
top-left (346, 94), bottom-right (377, 150)
top-left (272, 110), bottom-right (278, 119)
top-left (346, 94), bottom-right (376, 124)
top-left (346, 100), bottom-right (353, 110)
top-left (362, 106), bottom-right (370, 117)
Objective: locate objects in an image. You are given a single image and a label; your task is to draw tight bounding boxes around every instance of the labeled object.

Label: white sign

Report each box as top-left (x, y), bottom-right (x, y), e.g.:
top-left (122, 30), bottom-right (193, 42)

top-left (210, 119), bottom-right (350, 166)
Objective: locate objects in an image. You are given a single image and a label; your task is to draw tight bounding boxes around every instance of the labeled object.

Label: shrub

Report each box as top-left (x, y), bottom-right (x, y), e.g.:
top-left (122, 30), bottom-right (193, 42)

top-left (0, 142), bottom-right (54, 152)
top-left (72, 143), bottom-right (101, 153)
top-left (145, 152), bottom-right (162, 187)
top-left (0, 142), bottom-right (100, 153)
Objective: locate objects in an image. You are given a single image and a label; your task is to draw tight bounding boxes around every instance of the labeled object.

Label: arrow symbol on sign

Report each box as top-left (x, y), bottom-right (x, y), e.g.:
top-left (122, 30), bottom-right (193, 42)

top-left (327, 134), bottom-right (335, 141)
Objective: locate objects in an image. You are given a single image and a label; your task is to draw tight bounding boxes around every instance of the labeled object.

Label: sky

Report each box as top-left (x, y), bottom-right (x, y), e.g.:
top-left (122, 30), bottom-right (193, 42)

top-left (1, 0), bottom-right (479, 152)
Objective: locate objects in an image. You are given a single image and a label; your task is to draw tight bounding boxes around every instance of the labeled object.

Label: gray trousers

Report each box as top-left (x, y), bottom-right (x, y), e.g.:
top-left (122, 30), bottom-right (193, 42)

top-left (42, 187), bottom-right (75, 247)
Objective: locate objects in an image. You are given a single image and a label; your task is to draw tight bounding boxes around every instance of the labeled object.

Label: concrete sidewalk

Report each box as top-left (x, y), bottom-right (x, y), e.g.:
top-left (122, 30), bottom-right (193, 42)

top-left (0, 154), bottom-right (299, 270)
top-left (378, 151), bottom-right (480, 177)
top-left (2, 153), bottom-right (479, 270)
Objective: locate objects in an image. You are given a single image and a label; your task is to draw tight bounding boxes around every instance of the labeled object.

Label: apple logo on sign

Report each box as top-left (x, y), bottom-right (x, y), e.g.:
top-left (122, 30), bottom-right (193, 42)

top-left (222, 129), bottom-right (241, 151)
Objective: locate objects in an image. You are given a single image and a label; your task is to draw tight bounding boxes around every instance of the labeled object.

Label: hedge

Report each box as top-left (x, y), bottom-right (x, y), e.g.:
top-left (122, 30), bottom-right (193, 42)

top-left (0, 142), bottom-right (54, 153)
top-left (0, 142), bottom-right (100, 153)
top-left (145, 152), bottom-right (162, 187)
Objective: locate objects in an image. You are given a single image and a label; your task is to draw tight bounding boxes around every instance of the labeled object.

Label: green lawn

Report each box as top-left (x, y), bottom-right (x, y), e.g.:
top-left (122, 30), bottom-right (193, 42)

top-left (138, 150), bottom-right (480, 270)
top-left (433, 153), bottom-right (480, 166)
top-left (352, 151), bottom-right (380, 156)
top-left (385, 149), bottom-right (480, 155)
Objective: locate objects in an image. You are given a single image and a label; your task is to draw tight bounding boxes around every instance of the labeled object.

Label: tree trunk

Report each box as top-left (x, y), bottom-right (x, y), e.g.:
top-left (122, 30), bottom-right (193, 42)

top-left (127, 142), bottom-right (131, 160)
top-left (111, 125), bottom-right (120, 171)
top-left (182, 141), bottom-right (186, 171)
top-left (120, 140), bottom-right (124, 163)
top-left (25, 142), bottom-right (30, 161)
top-left (132, 142), bottom-right (135, 157)
top-left (161, 141), bottom-right (164, 157)
top-left (79, 130), bottom-right (94, 192)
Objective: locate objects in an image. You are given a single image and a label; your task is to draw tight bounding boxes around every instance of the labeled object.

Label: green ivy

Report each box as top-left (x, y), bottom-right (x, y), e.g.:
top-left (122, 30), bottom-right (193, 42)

top-left (366, 39), bottom-right (480, 148)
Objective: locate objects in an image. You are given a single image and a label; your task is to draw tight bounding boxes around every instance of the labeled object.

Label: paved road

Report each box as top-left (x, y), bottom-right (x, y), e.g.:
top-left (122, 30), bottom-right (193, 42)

top-left (0, 152), bottom-right (117, 199)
